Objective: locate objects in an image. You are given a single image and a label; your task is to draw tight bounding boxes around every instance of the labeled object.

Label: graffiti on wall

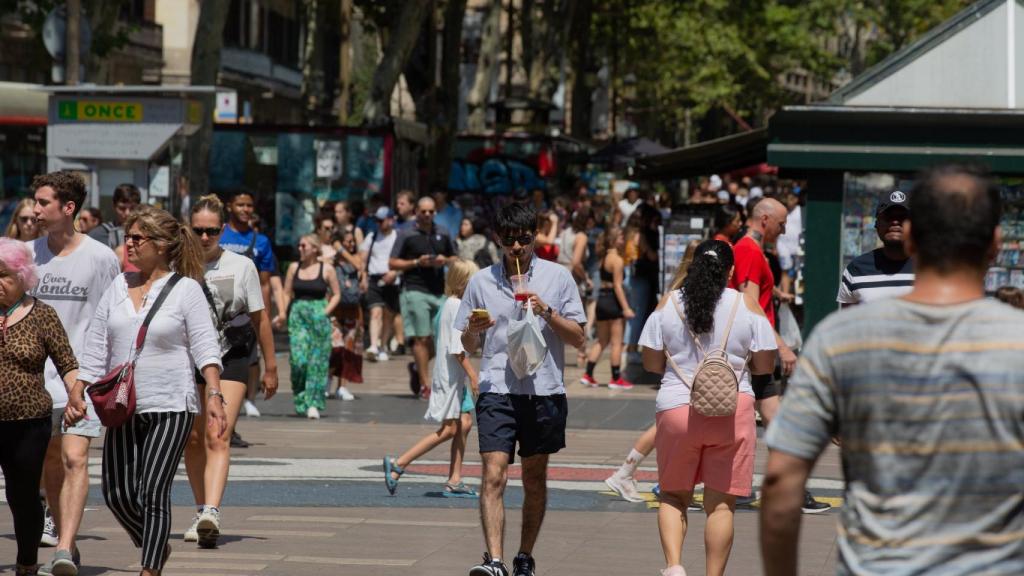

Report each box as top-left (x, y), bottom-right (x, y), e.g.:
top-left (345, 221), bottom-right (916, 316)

top-left (448, 156), bottom-right (546, 195)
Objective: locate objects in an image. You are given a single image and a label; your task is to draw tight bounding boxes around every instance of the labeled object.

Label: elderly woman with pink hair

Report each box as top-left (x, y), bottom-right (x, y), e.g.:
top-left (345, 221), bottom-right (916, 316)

top-left (0, 237), bottom-right (79, 575)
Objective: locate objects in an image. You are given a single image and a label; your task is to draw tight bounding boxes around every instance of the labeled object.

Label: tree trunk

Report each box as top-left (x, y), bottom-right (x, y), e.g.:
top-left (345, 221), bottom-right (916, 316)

top-left (302, 0), bottom-right (325, 123)
top-left (428, 0), bottom-right (468, 191)
top-left (189, 0), bottom-right (232, 197)
top-left (527, 0), bottom-right (576, 124)
top-left (361, 1), bottom-right (433, 125)
top-left (84, 0), bottom-right (122, 82)
top-left (66, 0), bottom-right (81, 84)
top-left (570, 0), bottom-right (592, 139)
top-left (466, 0), bottom-right (502, 132)
top-left (337, 0), bottom-right (354, 123)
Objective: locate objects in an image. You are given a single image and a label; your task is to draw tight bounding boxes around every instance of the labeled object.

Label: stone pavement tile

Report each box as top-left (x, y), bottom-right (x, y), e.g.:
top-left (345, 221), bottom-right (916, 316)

top-left (2, 505), bottom-right (838, 575)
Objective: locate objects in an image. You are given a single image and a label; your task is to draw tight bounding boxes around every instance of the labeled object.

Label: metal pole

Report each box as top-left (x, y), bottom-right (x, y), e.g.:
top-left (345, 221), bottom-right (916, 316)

top-left (66, 0), bottom-right (81, 85)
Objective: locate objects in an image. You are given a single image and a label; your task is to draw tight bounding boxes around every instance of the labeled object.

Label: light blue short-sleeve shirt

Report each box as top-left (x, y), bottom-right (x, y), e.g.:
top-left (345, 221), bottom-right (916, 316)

top-left (455, 256), bottom-right (586, 396)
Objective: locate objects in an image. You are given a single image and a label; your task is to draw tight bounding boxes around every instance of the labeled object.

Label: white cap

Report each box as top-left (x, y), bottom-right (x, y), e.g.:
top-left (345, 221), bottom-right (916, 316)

top-left (717, 190), bottom-right (730, 202)
top-left (749, 186), bottom-right (764, 199)
top-left (709, 174), bottom-right (723, 191)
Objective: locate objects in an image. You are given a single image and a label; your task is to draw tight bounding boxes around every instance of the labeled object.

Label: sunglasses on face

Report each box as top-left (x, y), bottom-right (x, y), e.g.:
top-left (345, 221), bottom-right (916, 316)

top-left (500, 233), bottom-right (534, 247)
top-left (125, 234), bottom-right (151, 245)
top-left (192, 227), bottom-right (222, 238)
top-left (419, 210), bottom-right (436, 215)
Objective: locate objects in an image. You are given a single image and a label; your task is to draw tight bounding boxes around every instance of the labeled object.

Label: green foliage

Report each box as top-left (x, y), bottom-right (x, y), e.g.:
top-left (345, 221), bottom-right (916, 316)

top-left (589, 0), bottom-right (976, 138)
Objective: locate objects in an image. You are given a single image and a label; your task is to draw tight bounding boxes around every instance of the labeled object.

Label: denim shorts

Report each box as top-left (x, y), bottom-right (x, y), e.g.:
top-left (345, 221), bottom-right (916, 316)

top-left (51, 403), bottom-right (103, 438)
top-left (476, 393), bottom-right (568, 464)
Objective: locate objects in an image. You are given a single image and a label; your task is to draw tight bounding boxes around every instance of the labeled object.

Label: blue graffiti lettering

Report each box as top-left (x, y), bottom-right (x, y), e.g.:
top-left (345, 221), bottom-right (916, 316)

top-left (449, 158), bottom-right (546, 195)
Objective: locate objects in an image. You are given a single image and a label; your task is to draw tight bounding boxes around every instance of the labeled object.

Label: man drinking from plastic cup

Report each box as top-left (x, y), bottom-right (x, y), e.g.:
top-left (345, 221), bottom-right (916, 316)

top-left (457, 203), bottom-right (586, 576)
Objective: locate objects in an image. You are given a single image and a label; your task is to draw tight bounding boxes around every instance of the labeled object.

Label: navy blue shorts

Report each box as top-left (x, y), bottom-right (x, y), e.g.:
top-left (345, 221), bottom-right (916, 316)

top-left (476, 393), bottom-right (568, 463)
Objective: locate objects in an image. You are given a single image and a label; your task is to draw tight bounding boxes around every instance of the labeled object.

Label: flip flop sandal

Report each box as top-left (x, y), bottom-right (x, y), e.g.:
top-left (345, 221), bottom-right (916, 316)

top-left (383, 457), bottom-right (405, 495)
top-left (442, 481), bottom-right (478, 498)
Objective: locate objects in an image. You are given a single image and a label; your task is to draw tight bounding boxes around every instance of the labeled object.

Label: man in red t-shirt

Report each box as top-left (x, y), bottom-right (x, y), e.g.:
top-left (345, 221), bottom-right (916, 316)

top-left (730, 197), bottom-right (831, 513)
top-left (730, 197), bottom-right (794, 413)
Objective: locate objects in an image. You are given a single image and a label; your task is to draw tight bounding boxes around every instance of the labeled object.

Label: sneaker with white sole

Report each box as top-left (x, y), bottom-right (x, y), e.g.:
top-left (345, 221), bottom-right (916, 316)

top-left (605, 472), bottom-right (644, 503)
top-left (196, 507), bottom-right (221, 549)
top-left (469, 553), bottom-right (508, 576)
top-left (306, 406), bottom-right (320, 419)
top-left (40, 506), bottom-right (58, 547)
top-left (38, 547), bottom-right (78, 576)
top-left (243, 399), bottom-right (261, 417)
top-left (801, 491), bottom-right (832, 514)
top-left (376, 351), bottom-right (389, 362)
top-left (366, 346), bottom-right (380, 361)
top-left (336, 386), bottom-right (355, 401)
top-left (183, 511), bottom-right (200, 542)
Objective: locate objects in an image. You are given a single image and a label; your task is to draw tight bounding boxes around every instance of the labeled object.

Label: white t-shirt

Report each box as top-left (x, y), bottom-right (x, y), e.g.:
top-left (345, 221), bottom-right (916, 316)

top-left (79, 273), bottom-right (223, 414)
top-left (30, 235), bottom-right (120, 408)
top-left (359, 229), bottom-right (398, 277)
top-left (639, 288), bottom-right (777, 413)
top-left (777, 205), bottom-right (802, 270)
top-left (425, 297), bottom-right (468, 422)
top-left (618, 198), bottom-right (642, 226)
top-left (205, 249), bottom-right (265, 328)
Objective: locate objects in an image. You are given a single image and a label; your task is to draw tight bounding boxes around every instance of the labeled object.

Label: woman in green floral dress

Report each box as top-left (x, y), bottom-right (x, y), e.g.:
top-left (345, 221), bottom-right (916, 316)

top-left (282, 234), bottom-right (340, 418)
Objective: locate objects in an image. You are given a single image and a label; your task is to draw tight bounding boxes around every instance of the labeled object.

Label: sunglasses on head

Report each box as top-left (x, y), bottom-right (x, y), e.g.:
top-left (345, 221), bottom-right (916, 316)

top-left (500, 233), bottom-right (534, 247)
top-left (192, 227), bottom-right (221, 238)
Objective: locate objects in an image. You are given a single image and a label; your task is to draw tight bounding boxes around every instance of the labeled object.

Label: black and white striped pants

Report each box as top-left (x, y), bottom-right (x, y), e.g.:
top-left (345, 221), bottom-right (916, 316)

top-left (102, 411), bottom-right (195, 571)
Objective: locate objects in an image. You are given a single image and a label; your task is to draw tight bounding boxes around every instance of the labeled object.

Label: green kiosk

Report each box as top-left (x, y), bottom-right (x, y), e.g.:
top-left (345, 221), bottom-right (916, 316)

top-left (640, 0), bottom-right (1024, 333)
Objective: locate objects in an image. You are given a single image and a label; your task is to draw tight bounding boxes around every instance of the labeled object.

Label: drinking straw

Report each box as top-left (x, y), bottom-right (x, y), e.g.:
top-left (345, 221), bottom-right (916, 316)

top-left (515, 256), bottom-right (521, 276)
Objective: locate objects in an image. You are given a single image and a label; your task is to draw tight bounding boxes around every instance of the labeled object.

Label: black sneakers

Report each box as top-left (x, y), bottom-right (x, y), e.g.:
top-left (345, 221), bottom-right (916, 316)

top-left (512, 552), bottom-right (536, 576)
top-left (469, 553), bottom-right (509, 576)
top-left (801, 490), bottom-right (832, 514)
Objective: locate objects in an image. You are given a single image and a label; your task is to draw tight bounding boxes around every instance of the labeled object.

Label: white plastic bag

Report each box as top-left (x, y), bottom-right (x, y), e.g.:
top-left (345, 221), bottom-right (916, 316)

top-left (507, 306), bottom-right (548, 378)
top-left (778, 302), bottom-right (803, 351)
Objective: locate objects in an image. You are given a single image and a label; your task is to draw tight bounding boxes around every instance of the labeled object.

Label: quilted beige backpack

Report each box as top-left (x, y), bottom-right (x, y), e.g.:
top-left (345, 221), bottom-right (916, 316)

top-left (665, 292), bottom-right (745, 417)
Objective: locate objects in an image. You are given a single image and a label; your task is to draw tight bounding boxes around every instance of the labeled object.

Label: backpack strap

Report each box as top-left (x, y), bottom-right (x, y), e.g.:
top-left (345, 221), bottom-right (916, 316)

top-left (717, 291), bottom-right (742, 352)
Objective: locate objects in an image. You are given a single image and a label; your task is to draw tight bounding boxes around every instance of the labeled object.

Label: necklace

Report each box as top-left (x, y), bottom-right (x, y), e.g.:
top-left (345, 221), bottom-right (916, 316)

top-left (1, 294), bottom-right (27, 344)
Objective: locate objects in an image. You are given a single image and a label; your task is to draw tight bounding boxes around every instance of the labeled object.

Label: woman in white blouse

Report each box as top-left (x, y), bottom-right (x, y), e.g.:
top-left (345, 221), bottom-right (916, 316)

top-left (67, 206), bottom-right (226, 576)
top-left (638, 240), bottom-right (777, 576)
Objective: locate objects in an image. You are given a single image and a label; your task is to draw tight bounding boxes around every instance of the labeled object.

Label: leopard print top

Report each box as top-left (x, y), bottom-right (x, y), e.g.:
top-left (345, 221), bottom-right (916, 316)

top-left (0, 300), bottom-right (78, 421)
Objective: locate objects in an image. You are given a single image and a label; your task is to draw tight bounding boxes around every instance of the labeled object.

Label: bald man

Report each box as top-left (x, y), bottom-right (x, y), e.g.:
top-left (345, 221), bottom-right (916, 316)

top-left (729, 197), bottom-right (831, 514)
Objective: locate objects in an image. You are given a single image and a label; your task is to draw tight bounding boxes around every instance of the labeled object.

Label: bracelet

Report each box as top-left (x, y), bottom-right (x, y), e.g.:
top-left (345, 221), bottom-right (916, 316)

top-left (207, 390), bottom-right (227, 406)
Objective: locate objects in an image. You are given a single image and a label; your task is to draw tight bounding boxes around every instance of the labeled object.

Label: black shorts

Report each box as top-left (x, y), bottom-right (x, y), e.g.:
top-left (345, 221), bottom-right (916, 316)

top-left (476, 393), bottom-right (568, 463)
top-left (595, 288), bottom-right (623, 321)
top-left (365, 275), bottom-right (400, 312)
top-left (196, 338), bottom-right (258, 385)
top-left (751, 373), bottom-right (780, 400)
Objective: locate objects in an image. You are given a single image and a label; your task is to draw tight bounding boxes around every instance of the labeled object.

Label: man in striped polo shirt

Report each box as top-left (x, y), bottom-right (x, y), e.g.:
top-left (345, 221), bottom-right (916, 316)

top-left (837, 190), bottom-right (914, 306)
top-left (761, 164), bottom-right (1024, 575)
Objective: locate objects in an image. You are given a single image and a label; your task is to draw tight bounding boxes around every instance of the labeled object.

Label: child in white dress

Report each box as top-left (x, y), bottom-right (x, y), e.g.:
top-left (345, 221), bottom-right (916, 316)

top-left (384, 259), bottom-right (480, 496)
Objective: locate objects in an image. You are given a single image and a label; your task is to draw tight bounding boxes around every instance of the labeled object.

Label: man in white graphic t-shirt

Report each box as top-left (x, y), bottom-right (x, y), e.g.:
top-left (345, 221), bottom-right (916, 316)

top-left (29, 171), bottom-right (120, 576)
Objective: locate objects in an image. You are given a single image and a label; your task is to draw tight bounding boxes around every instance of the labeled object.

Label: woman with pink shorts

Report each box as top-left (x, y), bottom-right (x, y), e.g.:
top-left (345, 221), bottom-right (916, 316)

top-left (639, 240), bottom-right (777, 576)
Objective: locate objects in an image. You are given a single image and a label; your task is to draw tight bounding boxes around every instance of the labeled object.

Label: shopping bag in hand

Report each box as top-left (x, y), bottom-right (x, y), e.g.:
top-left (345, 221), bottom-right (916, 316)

top-left (507, 306), bottom-right (548, 378)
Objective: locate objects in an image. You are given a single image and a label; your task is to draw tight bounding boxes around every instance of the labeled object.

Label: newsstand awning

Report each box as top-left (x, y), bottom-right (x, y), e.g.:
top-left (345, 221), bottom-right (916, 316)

top-left (634, 129), bottom-right (768, 180)
top-left (769, 105), bottom-right (1024, 175)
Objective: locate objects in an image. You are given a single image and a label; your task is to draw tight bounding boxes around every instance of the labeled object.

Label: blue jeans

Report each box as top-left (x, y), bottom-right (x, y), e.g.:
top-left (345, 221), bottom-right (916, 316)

top-left (624, 274), bottom-right (652, 347)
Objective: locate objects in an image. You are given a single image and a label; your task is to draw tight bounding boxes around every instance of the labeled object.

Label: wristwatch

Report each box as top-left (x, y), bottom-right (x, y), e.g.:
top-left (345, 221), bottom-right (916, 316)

top-left (207, 390), bottom-right (227, 406)
top-left (541, 306), bottom-right (554, 322)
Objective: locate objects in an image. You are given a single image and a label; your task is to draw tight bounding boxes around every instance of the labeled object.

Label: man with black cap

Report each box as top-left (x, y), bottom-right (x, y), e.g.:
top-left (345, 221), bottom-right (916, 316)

top-left (837, 190), bottom-right (914, 306)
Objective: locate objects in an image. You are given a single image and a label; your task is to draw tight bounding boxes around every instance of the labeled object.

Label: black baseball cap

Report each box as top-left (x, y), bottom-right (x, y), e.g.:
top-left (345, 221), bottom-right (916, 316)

top-left (876, 190), bottom-right (909, 215)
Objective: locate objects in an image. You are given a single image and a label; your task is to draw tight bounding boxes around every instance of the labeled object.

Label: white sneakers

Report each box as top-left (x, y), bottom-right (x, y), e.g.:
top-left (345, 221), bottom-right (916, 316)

top-left (336, 386), bottom-right (355, 401)
top-left (184, 512), bottom-right (200, 542)
top-left (40, 506), bottom-right (58, 547)
top-left (243, 399), bottom-right (260, 418)
top-left (604, 472), bottom-right (644, 503)
top-left (367, 346), bottom-right (390, 362)
top-left (196, 507), bottom-right (221, 549)
top-left (377, 351), bottom-right (389, 362)
top-left (306, 406), bottom-right (320, 419)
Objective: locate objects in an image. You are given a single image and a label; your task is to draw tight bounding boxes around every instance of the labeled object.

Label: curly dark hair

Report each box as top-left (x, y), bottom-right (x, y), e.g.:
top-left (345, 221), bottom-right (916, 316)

top-left (31, 170), bottom-right (87, 216)
top-left (681, 239), bottom-right (735, 335)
